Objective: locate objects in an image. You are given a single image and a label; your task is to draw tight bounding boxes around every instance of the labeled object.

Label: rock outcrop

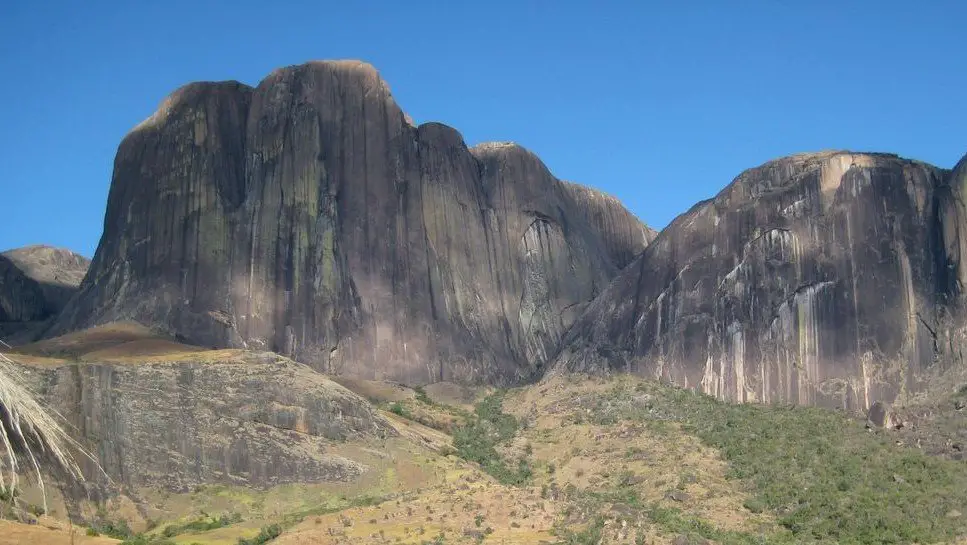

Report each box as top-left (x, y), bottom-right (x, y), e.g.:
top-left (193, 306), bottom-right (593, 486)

top-left (20, 351), bottom-right (392, 492)
top-left (48, 60), bottom-right (651, 385)
top-left (0, 255), bottom-right (47, 324)
top-left (550, 151), bottom-right (967, 410)
top-left (0, 246), bottom-right (89, 341)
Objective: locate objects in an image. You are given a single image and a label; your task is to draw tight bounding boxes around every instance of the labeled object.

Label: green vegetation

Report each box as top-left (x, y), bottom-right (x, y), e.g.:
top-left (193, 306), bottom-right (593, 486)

top-left (161, 512), bottom-right (243, 537)
top-left (582, 379), bottom-right (967, 544)
top-left (382, 386), bottom-right (471, 434)
top-left (112, 511), bottom-right (247, 545)
top-left (91, 517), bottom-right (134, 540)
top-left (119, 535), bottom-right (176, 545)
top-left (550, 466), bottom-right (786, 545)
top-left (0, 487), bottom-right (17, 503)
top-left (388, 401), bottom-right (410, 418)
top-left (551, 514), bottom-right (604, 545)
top-left (107, 496), bottom-right (386, 545)
top-left (282, 493), bottom-right (388, 524)
top-left (452, 391), bottom-right (533, 486)
top-left (646, 505), bottom-right (775, 545)
top-left (414, 386), bottom-right (434, 405)
top-left (0, 486), bottom-right (20, 519)
top-left (237, 523), bottom-right (282, 545)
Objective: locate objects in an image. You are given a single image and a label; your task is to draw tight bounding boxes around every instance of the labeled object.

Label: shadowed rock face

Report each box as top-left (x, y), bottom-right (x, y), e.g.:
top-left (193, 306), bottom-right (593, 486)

top-left (21, 352), bottom-right (393, 492)
top-left (48, 61), bottom-right (651, 385)
top-left (550, 151), bottom-right (967, 410)
top-left (0, 255), bottom-right (47, 323)
top-left (0, 246), bottom-right (89, 341)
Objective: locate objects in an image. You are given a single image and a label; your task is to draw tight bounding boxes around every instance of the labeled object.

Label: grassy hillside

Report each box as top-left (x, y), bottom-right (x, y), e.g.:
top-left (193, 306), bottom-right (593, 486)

top-left (506, 375), bottom-right (967, 544)
top-left (5, 327), bottom-right (967, 545)
top-left (261, 373), bottom-right (967, 544)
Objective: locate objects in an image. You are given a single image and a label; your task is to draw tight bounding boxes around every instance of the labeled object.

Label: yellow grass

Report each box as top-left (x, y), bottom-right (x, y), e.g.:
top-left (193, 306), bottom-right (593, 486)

top-left (504, 375), bottom-right (778, 536)
top-left (0, 519), bottom-right (119, 545)
top-left (275, 468), bottom-right (561, 545)
top-left (0, 326), bottom-right (789, 544)
top-left (12, 322), bottom-right (210, 363)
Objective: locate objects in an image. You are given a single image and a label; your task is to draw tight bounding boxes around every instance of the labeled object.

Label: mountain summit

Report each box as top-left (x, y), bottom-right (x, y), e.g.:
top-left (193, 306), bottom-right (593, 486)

top-left (550, 150), bottom-right (967, 409)
top-left (47, 60), bottom-right (653, 385)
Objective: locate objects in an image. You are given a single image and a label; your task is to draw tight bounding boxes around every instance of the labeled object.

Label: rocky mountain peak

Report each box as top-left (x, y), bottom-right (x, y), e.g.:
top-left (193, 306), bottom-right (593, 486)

top-left (549, 149), bottom-right (963, 410)
top-left (46, 61), bottom-right (654, 386)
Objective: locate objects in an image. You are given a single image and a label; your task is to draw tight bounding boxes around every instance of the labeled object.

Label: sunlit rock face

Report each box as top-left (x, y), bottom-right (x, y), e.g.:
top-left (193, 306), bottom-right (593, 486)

top-left (0, 246), bottom-right (89, 342)
top-left (551, 151), bottom-right (967, 410)
top-left (18, 352), bottom-right (393, 492)
top-left (48, 61), bottom-right (652, 385)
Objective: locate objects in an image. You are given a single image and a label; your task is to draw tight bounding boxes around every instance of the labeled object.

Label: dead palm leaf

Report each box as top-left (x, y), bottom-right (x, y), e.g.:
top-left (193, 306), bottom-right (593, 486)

top-left (0, 342), bottom-right (102, 515)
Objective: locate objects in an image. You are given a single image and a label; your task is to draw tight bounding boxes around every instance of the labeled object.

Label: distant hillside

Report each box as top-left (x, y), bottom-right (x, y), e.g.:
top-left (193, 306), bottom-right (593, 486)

top-left (0, 245), bottom-right (88, 342)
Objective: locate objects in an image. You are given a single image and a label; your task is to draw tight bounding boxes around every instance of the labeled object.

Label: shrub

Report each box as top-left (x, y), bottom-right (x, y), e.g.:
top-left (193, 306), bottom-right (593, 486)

top-left (120, 534), bottom-right (175, 545)
top-left (0, 487), bottom-right (18, 503)
top-left (590, 379), bottom-right (967, 544)
top-left (162, 512), bottom-right (243, 537)
top-left (388, 402), bottom-right (410, 418)
top-left (414, 386), bottom-right (434, 405)
top-left (451, 391), bottom-right (533, 486)
top-left (237, 524), bottom-right (282, 545)
top-left (92, 518), bottom-right (133, 540)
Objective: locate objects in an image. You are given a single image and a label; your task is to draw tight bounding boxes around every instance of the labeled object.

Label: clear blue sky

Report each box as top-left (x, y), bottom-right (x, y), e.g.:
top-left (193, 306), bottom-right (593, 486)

top-left (1, 1), bottom-right (964, 257)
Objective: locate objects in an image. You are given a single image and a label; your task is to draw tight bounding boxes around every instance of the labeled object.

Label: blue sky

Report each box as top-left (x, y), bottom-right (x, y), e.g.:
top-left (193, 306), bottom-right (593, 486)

top-left (1, 1), bottom-right (964, 256)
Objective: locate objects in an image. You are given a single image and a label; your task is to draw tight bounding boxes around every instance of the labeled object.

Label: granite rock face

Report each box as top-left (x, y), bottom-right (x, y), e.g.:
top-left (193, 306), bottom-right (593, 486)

top-left (21, 352), bottom-right (392, 492)
top-left (0, 255), bottom-right (47, 323)
top-left (0, 246), bottom-right (89, 341)
top-left (551, 151), bottom-right (967, 410)
top-left (48, 61), bottom-right (651, 385)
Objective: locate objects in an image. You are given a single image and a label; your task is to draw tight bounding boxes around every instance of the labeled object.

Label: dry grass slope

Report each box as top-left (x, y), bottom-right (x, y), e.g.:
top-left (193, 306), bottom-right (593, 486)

top-left (11, 322), bottom-right (213, 364)
top-left (7, 324), bottom-right (967, 545)
top-left (0, 518), bottom-right (120, 545)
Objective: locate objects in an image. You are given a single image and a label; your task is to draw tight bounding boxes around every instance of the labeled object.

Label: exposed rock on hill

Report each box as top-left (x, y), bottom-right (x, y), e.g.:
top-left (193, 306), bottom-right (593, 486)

top-left (550, 151), bottom-right (967, 409)
top-left (559, 181), bottom-right (659, 269)
top-left (48, 60), bottom-right (651, 385)
top-left (0, 255), bottom-right (47, 323)
top-left (18, 349), bottom-right (393, 492)
top-left (0, 246), bottom-right (89, 341)
top-left (3, 246), bottom-right (89, 310)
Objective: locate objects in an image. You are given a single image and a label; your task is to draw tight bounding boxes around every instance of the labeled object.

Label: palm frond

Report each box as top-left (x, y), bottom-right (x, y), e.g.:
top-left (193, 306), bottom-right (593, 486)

top-left (0, 346), bottom-right (101, 515)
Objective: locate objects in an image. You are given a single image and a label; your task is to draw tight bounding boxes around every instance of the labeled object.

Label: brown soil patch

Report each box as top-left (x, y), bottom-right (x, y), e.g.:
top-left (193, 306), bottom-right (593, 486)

top-left (330, 377), bottom-right (414, 404)
top-left (81, 339), bottom-right (208, 360)
top-left (0, 519), bottom-right (119, 545)
top-left (422, 382), bottom-right (482, 410)
top-left (13, 322), bottom-right (204, 361)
